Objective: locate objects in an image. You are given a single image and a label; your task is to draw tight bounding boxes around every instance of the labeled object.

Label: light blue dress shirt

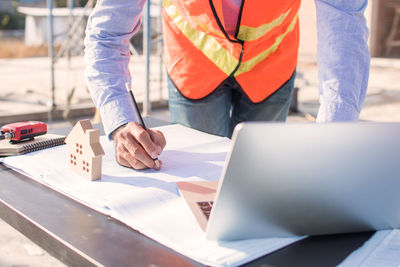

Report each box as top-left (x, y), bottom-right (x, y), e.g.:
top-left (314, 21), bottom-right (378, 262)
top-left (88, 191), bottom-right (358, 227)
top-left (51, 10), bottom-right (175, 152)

top-left (84, 0), bottom-right (370, 138)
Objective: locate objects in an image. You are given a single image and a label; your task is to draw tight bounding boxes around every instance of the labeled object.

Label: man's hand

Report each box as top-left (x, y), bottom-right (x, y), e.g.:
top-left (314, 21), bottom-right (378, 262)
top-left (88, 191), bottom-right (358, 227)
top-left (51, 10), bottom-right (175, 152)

top-left (112, 122), bottom-right (166, 170)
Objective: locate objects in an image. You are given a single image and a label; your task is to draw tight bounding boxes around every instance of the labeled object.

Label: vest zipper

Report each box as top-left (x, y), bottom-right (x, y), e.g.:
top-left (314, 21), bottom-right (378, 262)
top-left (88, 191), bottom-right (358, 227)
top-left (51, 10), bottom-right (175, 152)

top-left (230, 41), bottom-right (244, 77)
top-left (208, 0), bottom-right (244, 76)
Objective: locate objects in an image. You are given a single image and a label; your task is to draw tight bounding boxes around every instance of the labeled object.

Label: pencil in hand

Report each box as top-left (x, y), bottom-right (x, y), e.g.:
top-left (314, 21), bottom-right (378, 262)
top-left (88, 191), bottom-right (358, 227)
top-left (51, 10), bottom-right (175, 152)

top-left (125, 83), bottom-right (160, 164)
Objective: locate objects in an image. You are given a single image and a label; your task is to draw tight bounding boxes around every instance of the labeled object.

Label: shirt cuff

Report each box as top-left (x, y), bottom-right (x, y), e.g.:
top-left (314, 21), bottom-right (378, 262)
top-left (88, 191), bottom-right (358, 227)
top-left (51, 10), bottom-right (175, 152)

top-left (316, 102), bottom-right (360, 123)
top-left (98, 97), bottom-right (139, 139)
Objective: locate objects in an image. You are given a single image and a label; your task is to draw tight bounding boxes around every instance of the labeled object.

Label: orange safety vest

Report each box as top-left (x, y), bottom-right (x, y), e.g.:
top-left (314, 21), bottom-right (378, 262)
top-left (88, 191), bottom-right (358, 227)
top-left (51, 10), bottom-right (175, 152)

top-left (161, 0), bottom-right (301, 103)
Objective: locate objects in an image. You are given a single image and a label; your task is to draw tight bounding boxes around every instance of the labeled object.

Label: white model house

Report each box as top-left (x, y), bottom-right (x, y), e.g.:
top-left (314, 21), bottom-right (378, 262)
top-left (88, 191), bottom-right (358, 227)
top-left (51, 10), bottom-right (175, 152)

top-left (65, 119), bottom-right (104, 181)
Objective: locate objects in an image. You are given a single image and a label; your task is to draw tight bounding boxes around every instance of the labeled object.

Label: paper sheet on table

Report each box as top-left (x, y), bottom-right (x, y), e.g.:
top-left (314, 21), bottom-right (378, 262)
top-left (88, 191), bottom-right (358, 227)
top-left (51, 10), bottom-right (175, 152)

top-left (339, 229), bottom-right (400, 267)
top-left (1, 124), bottom-right (302, 266)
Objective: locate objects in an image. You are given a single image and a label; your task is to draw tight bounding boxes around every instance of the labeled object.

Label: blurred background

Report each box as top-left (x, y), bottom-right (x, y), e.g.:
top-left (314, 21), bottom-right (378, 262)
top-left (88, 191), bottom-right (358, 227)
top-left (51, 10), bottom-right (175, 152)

top-left (1, 0), bottom-right (400, 266)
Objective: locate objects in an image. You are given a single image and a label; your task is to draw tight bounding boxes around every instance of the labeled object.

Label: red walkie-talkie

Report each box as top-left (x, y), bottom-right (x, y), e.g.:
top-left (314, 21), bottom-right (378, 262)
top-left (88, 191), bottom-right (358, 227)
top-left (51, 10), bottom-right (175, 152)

top-left (0, 121), bottom-right (47, 143)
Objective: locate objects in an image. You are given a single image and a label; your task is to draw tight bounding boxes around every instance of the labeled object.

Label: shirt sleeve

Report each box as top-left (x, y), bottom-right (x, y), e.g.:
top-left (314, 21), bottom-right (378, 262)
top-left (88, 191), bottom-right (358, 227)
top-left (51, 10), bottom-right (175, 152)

top-left (314, 0), bottom-right (370, 122)
top-left (84, 0), bottom-right (146, 138)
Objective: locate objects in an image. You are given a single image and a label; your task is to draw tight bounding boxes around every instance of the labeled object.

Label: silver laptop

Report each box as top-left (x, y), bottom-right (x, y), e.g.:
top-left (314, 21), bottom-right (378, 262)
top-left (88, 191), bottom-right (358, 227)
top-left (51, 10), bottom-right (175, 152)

top-left (177, 122), bottom-right (400, 241)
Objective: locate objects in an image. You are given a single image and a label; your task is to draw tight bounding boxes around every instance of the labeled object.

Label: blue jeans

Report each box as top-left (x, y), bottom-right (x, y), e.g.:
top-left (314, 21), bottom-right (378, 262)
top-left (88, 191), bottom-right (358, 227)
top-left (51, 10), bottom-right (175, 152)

top-left (168, 72), bottom-right (296, 138)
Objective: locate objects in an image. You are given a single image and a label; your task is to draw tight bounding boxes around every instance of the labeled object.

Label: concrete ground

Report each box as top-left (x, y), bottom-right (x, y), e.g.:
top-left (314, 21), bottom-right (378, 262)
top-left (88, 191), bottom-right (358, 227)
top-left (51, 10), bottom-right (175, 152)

top-left (0, 219), bottom-right (66, 267)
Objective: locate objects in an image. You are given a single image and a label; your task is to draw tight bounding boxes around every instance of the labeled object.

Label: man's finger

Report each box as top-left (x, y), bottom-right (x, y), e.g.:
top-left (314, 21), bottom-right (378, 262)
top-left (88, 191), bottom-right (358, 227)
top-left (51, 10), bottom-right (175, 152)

top-left (148, 129), bottom-right (166, 152)
top-left (118, 145), bottom-right (148, 170)
top-left (113, 122), bottom-right (163, 170)
top-left (130, 123), bottom-right (160, 159)
top-left (122, 135), bottom-right (157, 169)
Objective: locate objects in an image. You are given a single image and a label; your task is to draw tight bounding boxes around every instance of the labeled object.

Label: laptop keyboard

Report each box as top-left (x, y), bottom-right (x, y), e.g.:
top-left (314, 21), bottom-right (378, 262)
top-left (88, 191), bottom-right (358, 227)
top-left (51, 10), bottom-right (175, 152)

top-left (197, 201), bottom-right (214, 220)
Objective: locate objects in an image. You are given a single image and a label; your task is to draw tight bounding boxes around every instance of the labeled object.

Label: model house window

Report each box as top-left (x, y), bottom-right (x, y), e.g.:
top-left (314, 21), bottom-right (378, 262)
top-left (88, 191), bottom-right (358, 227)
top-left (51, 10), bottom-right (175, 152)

top-left (70, 154), bottom-right (77, 165)
top-left (76, 142), bottom-right (83, 155)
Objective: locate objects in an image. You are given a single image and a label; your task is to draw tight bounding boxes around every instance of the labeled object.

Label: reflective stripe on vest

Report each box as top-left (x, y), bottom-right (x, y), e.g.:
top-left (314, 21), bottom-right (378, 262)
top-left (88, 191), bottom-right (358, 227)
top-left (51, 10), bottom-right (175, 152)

top-left (162, 0), bottom-right (301, 103)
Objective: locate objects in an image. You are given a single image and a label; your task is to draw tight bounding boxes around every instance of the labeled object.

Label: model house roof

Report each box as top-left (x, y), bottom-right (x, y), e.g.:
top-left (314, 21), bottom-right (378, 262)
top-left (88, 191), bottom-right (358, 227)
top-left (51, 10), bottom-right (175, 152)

top-left (65, 119), bottom-right (105, 157)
